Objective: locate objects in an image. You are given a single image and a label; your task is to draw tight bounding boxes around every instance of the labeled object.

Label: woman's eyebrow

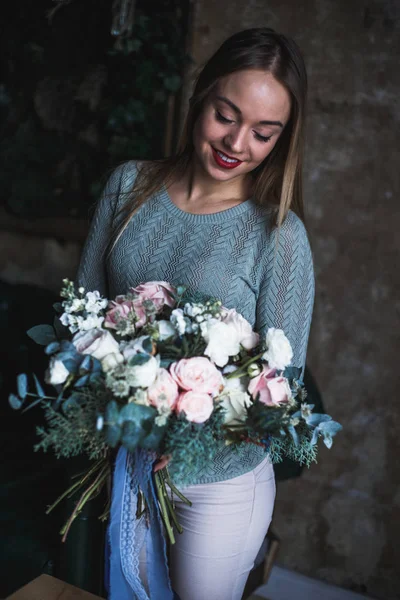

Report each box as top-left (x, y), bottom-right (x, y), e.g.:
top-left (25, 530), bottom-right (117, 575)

top-left (215, 95), bottom-right (284, 128)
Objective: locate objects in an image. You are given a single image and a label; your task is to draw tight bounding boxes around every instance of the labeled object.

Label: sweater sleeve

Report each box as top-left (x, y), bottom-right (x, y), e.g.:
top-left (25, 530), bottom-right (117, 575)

top-left (255, 211), bottom-right (315, 380)
top-left (75, 161), bottom-right (137, 296)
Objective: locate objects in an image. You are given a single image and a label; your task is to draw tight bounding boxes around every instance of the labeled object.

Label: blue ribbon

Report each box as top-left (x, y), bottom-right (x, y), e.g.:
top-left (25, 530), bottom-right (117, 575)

top-left (105, 447), bottom-right (176, 600)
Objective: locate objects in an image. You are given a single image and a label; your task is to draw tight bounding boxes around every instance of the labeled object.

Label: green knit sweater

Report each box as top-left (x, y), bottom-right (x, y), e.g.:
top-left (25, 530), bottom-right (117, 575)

top-left (76, 161), bottom-right (315, 485)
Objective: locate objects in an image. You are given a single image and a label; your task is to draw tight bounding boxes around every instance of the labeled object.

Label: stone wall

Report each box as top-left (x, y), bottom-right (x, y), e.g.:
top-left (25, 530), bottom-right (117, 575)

top-left (187, 1), bottom-right (400, 598)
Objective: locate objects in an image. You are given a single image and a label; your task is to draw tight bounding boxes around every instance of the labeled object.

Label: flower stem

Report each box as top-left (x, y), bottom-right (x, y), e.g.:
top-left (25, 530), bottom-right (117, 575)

top-left (60, 464), bottom-right (109, 542)
top-left (46, 457), bottom-right (106, 515)
top-left (164, 468), bottom-right (192, 506)
top-left (154, 471), bottom-right (176, 545)
top-left (225, 352), bottom-right (264, 379)
top-left (161, 481), bottom-right (183, 534)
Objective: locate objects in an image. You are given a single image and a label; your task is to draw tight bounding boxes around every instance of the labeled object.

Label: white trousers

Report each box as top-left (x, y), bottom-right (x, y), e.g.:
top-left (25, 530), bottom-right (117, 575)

top-left (139, 455), bottom-right (276, 600)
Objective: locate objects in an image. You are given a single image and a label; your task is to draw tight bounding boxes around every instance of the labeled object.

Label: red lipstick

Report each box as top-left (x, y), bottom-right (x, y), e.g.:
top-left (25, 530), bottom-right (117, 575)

top-left (211, 147), bottom-right (243, 170)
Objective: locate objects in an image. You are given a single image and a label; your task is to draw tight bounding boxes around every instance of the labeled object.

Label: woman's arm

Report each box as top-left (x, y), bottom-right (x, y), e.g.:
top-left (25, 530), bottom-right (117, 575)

top-left (256, 211), bottom-right (315, 381)
top-left (75, 162), bottom-right (135, 296)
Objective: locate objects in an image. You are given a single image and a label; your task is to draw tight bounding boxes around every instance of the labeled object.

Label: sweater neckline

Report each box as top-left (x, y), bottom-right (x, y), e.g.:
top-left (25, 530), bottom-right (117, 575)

top-left (159, 184), bottom-right (255, 224)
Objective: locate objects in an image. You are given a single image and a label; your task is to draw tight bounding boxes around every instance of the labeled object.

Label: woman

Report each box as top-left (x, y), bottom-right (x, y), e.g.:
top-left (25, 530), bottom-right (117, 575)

top-left (77, 27), bottom-right (315, 600)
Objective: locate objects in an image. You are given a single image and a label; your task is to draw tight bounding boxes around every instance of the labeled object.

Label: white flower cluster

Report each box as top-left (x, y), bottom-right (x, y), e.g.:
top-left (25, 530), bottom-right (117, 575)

top-left (170, 300), bottom-right (223, 336)
top-left (60, 287), bottom-right (108, 334)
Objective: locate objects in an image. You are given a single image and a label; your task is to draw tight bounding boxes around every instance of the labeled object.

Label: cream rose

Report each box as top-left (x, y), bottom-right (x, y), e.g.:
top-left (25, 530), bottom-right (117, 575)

top-left (101, 352), bottom-right (124, 372)
top-left (170, 357), bottom-right (224, 395)
top-left (72, 328), bottom-right (120, 361)
top-left (120, 336), bottom-right (152, 361)
top-left (177, 391), bottom-right (214, 423)
top-left (219, 389), bottom-right (253, 425)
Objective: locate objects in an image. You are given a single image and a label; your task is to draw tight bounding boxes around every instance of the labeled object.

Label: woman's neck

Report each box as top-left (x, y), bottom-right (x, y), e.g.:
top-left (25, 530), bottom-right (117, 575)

top-left (181, 158), bottom-right (253, 208)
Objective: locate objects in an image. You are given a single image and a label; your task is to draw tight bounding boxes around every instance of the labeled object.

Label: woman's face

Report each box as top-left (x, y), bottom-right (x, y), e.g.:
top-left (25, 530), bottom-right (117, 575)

top-left (193, 69), bottom-right (292, 184)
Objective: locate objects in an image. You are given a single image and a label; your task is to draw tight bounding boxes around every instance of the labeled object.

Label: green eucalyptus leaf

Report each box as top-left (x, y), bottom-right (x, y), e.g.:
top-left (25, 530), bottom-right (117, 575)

top-left (142, 337), bottom-right (153, 354)
top-left (119, 402), bottom-right (154, 424)
top-left (45, 341), bottom-right (60, 355)
top-left (306, 413), bottom-right (331, 427)
top-left (121, 421), bottom-right (143, 451)
top-left (53, 316), bottom-right (69, 339)
top-left (141, 424), bottom-right (166, 451)
top-left (287, 424), bottom-right (299, 447)
top-left (283, 366), bottom-right (302, 381)
top-left (9, 393), bottom-right (23, 410)
top-left (106, 423), bottom-right (121, 448)
top-left (27, 324), bottom-right (57, 346)
top-left (33, 374), bottom-right (45, 398)
top-left (128, 353), bottom-right (151, 367)
top-left (17, 373), bottom-right (28, 399)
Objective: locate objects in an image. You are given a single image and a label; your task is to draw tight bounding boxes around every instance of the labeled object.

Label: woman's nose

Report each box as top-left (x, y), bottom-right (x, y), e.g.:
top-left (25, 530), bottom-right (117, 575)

top-left (224, 127), bottom-right (247, 155)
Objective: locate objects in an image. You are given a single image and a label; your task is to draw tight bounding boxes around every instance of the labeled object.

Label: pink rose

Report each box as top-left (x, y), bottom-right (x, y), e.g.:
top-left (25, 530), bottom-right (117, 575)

top-left (147, 368), bottom-right (179, 410)
top-left (131, 281), bottom-right (176, 313)
top-left (132, 299), bottom-right (147, 328)
top-left (104, 299), bottom-right (133, 329)
top-left (248, 366), bottom-right (291, 406)
top-left (177, 391), bottom-right (214, 423)
top-left (170, 357), bottom-right (224, 395)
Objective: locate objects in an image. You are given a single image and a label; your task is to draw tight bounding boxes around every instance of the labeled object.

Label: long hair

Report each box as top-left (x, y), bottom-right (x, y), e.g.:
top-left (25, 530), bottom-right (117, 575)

top-left (110, 27), bottom-right (308, 251)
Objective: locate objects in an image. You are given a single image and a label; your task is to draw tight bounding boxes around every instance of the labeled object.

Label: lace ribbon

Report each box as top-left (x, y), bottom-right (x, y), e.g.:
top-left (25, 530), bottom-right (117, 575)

top-left (105, 447), bottom-right (176, 600)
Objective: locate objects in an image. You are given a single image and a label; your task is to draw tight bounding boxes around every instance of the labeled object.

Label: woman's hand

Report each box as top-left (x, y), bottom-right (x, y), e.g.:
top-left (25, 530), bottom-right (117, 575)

top-left (153, 454), bottom-right (172, 473)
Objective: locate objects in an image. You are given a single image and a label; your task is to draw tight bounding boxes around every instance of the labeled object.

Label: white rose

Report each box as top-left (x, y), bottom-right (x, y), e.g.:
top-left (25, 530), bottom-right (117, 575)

top-left (201, 320), bottom-right (240, 367)
top-left (73, 328), bottom-right (120, 361)
top-left (45, 357), bottom-right (69, 385)
top-left (127, 355), bottom-right (159, 388)
top-left (222, 309), bottom-right (259, 350)
top-left (101, 352), bottom-right (124, 372)
top-left (219, 389), bottom-right (253, 425)
top-left (157, 320), bottom-right (176, 341)
top-left (262, 328), bottom-right (293, 371)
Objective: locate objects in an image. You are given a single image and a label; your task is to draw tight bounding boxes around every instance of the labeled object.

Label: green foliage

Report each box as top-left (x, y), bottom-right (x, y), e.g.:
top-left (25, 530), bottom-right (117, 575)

top-left (163, 406), bottom-right (226, 485)
top-left (269, 424), bottom-right (318, 468)
top-left (1, 0), bottom-right (188, 219)
top-left (27, 325), bottom-right (57, 346)
top-left (35, 389), bottom-right (108, 460)
top-left (105, 2), bottom-right (189, 163)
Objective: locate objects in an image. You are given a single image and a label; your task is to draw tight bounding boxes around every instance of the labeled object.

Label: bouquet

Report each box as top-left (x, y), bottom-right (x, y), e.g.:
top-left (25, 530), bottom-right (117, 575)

top-left (10, 279), bottom-right (342, 544)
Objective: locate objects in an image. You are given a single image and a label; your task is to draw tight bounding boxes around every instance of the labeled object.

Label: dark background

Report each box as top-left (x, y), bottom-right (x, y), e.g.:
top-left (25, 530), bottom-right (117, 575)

top-left (1, 1), bottom-right (399, 599)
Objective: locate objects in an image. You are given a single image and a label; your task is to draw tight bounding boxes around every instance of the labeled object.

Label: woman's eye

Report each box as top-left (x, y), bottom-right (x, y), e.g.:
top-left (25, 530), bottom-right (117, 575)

top-left (254, 132), bottom-right (272, 143)
top-left (215, 110), bottom-right (233, 124)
